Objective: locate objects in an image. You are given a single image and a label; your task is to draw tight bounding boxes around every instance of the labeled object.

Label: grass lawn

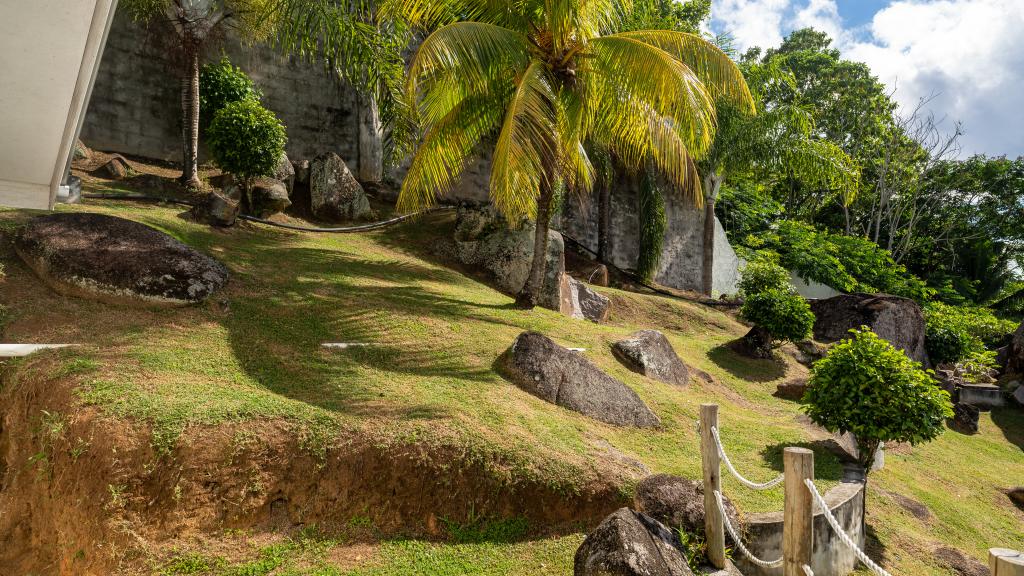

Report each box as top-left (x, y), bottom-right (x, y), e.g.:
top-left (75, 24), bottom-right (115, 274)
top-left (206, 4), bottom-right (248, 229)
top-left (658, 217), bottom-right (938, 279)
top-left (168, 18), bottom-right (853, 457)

top-left (1, 194), bottom-right (1021, 576)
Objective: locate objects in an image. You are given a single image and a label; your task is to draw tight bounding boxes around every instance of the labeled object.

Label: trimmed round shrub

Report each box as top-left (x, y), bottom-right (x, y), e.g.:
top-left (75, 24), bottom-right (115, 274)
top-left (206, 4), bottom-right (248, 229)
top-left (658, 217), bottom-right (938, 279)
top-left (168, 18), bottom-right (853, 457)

top-left (199, 57), bottom-right (262, 130)
top-left (207, 99), bottom-right (287, 182)
top-left (803, 328), bottom-right (953, 472)
top-left (740, 288), bottom-right (814, 346)
top-left (738, 259), bottom-right (790, 297)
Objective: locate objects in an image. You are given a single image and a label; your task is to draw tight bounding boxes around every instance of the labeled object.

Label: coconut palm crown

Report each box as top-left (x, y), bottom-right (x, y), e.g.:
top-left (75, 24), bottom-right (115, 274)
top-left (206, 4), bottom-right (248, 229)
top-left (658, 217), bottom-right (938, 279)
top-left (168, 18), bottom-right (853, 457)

top-left (392, 0), bottom-right (754, 307)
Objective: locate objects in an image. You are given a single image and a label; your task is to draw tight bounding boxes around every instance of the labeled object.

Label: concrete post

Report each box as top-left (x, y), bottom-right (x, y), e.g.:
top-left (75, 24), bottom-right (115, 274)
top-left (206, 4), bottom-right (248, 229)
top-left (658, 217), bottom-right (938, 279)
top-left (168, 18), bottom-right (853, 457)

top-left (991, 549), bottom-right (1024, 575)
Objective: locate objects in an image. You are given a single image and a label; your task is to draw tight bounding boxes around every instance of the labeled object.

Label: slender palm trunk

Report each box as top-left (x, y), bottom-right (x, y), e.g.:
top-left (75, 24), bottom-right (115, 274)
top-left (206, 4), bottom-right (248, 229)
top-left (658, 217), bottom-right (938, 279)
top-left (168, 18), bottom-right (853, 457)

top-left (516, 182), bottom-right (555, 309)
top-left (597, 177), bottom-right (611, 263)
top-left (180, 32), bottom-right (202, 188)
top-left (701, 172), bottom-right (723, 296)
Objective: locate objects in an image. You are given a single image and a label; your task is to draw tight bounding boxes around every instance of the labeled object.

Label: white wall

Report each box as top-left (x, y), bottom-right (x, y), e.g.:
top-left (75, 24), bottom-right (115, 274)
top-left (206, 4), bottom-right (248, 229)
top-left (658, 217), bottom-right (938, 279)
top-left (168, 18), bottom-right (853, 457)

top-left (0, 0), bottom-right (117, 209)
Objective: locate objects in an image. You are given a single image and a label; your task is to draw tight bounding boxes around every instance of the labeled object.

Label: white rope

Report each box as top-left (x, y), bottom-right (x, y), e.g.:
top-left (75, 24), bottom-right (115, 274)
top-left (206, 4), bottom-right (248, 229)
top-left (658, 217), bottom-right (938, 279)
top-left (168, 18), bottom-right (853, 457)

top-left (713, 489), bottom-right (783, 569)
top-left (802, 564), bottom-right (815, 576)
top-left (804, 479), bottom-right (892, 576)
top-left (712, 426), bottom-right (785, 490)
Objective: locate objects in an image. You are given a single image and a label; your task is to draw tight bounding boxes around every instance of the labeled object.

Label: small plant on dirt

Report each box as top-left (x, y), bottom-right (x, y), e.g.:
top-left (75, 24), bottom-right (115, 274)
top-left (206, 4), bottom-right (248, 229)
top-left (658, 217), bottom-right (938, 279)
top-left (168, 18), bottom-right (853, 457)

top-left (802, 328), bottom-right (954, 473)
top-left (736, 260), bottom-right (814, 358)
top-left (206, 99), bottom-right (287, 209)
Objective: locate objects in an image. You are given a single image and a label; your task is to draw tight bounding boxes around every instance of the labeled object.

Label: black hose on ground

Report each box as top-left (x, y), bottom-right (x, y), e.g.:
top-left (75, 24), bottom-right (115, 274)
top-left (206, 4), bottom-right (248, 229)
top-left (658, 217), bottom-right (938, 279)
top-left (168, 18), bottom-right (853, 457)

top-left (82, 193), bottom-right (454, 234)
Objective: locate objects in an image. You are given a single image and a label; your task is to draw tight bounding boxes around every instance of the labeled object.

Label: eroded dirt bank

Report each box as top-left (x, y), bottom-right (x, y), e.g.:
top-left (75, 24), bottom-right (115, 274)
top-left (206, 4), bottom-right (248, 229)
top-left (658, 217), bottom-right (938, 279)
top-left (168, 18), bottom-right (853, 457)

top-left (0, 362), bottom-right (627, 575)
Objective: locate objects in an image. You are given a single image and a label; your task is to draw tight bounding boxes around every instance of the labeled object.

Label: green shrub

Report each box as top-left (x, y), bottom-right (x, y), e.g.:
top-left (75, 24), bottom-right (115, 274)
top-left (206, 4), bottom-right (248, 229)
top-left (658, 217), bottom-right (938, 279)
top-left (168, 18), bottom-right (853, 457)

top-left (924, 301), bottom-right (1015, 367)
top-left (740, 288), bottom-right (815, 346)
top-left (207, 100), bottom-right (287, 182)
top-left (803, 328), bottom-right (953, 472)
top-left (737, 259), bottom-right (790, 297)
top-left (199, 57), bottom-right (262, 130)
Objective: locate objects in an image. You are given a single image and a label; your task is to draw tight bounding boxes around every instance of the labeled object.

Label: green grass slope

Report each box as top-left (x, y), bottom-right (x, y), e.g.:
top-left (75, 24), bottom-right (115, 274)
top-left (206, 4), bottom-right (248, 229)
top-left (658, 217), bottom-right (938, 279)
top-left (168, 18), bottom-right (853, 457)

top-left (0, 199), bottom-right (1021, 576)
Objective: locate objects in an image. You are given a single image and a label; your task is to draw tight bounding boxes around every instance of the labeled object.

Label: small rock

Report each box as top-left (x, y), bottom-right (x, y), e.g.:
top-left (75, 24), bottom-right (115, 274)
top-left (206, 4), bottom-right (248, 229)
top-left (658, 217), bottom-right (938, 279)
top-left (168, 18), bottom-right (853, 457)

top-left (73, 139), bottom-right (91, 161)
top-left (192, 191), bottom-right (239, 227)
top-left (275, 151), bottom-right (295, 195)
top-left (93, 154), bottom-right (132, 180)
top-left (1006, 487), bottom-right (1024, 510)
top-left (310, 152), bottom-right (370, 221)
top-left (612, 330), bottom-right (689, 387)
top-left (501, 332), bottom-right (660, 428)
top-left (933, 546), bottom-right (988, 576)
top-left (950, 403), bottom-right (980, 435)
top-left (634, 474), bottom-right (740, 537)
top-left (571, 278), bottom-right (611, 323)
top-left (793, 340), bottom-right (828, 366)
top-left (574, 508), bottom-right (693, 576)
top-left (775, 378), bottom-right (808, 401)
top-left (249, 178), bottom-right (291, 218)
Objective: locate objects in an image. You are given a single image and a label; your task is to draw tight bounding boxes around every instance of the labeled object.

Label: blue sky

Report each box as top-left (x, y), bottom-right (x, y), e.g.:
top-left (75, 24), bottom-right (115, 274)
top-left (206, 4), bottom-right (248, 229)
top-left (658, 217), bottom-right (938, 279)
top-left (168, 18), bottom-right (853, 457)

top-left (707, 0), bottom-right (1024, 158)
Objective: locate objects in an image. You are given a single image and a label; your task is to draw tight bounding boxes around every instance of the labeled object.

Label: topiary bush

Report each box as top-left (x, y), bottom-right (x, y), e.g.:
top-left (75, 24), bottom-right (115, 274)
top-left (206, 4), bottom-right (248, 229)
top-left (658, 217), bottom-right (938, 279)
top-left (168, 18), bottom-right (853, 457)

top-left (199, 57), bottom-right (262, 130)
top-left (803, 328), bottom-right (953, 472)
top-left (737, 259), bottom-right (790, 297)
top-left (207, 99), bottom-right (287, 185)
top-left (739, 288), bottom-right (814, 355)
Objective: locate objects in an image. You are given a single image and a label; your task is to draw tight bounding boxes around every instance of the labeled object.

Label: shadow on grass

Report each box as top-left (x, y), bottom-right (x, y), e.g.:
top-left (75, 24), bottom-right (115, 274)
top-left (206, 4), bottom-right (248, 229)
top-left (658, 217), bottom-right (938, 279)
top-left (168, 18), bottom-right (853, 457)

top-left (758, 441), bottom-right (846, 483)
top-left (707, 344), bottom-right (787, 383)
top-left (990, 407), bottom-right (1024, 452)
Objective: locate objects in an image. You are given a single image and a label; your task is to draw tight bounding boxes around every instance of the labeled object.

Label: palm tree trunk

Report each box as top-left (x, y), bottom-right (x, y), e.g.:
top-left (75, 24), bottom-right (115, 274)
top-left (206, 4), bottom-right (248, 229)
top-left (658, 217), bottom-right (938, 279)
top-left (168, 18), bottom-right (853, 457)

top-left (701, 172), bottom-right (723, 296)
top-left (597, 177), bottom-right (611, 263)
top-left (180, 32), bottom-right (202, 188)
top-left (516, 182), bottom-right (555, 309)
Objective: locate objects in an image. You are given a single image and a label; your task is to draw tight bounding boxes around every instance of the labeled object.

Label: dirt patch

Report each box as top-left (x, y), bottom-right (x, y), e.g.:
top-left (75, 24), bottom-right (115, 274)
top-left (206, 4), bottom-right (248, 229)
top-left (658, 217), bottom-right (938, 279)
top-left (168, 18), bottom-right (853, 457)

top-left (878, 489), bottom-right (933, 521)
top-left (933, 545), bottom-right (988, 576)
top-left (0, 359), bottom-right (626, 575)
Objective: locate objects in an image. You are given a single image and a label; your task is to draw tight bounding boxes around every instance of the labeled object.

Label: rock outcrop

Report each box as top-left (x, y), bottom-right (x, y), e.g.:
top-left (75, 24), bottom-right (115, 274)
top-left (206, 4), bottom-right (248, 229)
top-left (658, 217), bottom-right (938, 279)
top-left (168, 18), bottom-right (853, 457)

top-left (310, 152), bottom-right (370, 221)
top-left (274, 151), bottom-right (295, 195)
top-left (574, 508), bottom-right (693, 576)
top-left (1006, 321), bottom-right (1024, 376)
top-left (249, 177), bottom-right (291, 218)
top-left (92, 154), bottom-right (132, 180)
top-left (612, 331), bottom-right (690, 387)
top-left (191, 191), bottom-right (239, 227)
top-left (810, 293), bottom-right (929, 365)
top-left (633, 474), bottom-right (740, 537)
top-left (569, 278), bottom-right (612, 322)
top-left (15, 213), bottom-right (229, 306)
top-left (500, 332), bottom-right (660, 428)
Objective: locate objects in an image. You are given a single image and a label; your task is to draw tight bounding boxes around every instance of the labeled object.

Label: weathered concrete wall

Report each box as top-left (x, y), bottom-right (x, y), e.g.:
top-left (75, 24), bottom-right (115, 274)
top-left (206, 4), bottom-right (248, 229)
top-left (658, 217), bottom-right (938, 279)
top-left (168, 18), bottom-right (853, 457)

top-left (735, 479), bottom-right (866, 576)
top-left (791, 271), bottom-right (843, 300)
top-left (81, 10), bottom-right (372, 169)
top-left (558, 172), bottom-right (741, 295)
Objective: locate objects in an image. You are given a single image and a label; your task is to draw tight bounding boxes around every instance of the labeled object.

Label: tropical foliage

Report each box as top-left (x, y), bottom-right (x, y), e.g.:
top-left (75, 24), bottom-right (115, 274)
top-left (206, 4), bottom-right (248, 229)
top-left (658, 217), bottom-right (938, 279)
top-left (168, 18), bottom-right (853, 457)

top-left (392, 0), bottom-right (753, 306)
top-left (199, 57), bottom-right (262, 130)
top-left (736, 259), bottom-right (814, 355)
top-left (207, 99), bottom-right (287, 184)
top-left (803, 328), bottom-right (953, 472)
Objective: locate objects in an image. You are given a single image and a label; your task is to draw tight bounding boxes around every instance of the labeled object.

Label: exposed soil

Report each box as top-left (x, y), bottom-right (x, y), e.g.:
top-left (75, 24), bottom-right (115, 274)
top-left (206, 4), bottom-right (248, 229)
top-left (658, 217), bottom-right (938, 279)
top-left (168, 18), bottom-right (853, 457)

top-left (0, 360), bottom-right (626, 575)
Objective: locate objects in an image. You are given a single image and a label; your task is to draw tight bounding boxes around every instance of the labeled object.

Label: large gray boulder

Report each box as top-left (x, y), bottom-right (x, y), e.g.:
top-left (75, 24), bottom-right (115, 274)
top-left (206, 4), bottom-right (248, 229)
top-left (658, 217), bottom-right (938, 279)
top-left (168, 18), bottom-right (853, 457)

top-left (569, 278), bottom-right (612, 323)
top-left (1006, 321), bottom-right (1024, 376)
top-left (810, 293), bottom-right (929, 365)
top-left (574, 508), bottom-right (693, 576)
top-left (634, 474), bottom-right (740, 539)
top-left (501, 332), bottom-right (660, 428)
top-left (15, 213), bottom-right (229, 306)
top-left (452, 207), bottom-right (569, 312)
top-left (249, 177), bottom-right (291, 218)
top-left (612, 331), bottom-right (690, 387)
top-left (274, 151), bottom-right (295, 195)
top-left (191, 191), bottom-right (239, 227)
top-left (310, 152), bottom-right (371, 221)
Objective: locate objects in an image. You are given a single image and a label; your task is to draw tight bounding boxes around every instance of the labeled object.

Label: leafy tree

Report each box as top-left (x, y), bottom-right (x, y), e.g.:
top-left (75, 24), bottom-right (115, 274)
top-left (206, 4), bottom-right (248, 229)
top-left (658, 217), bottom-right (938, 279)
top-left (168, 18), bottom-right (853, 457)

top-left (120, 0), bottom-right (411, 188)
top-left (803, 328), bottom-right (953, 473)
top-left (207, 99), bottom-right (287, 206)
top-left (736, 258), bottom-right (789, 297)
top-left (735, 259), bottom-right (814, 358)
top-left (393, 0), bottom-right (753, 308)
top-left (199, 57), bottom-right (262, 130)
top-left (697, 61), bottom-right (859, 294)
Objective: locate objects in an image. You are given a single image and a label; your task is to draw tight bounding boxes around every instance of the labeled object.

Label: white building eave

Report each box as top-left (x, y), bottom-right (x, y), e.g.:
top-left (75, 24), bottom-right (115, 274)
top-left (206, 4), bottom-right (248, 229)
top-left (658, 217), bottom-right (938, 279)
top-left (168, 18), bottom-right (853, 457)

top-left (0, 0), bottom-right (119, 210)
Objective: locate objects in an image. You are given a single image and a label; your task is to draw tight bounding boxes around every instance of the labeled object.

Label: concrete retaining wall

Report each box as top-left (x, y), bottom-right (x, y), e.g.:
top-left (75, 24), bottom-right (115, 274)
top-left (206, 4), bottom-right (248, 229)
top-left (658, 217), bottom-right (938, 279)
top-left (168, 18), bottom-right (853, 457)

top-left (735, 480), bottom-right (866, 576)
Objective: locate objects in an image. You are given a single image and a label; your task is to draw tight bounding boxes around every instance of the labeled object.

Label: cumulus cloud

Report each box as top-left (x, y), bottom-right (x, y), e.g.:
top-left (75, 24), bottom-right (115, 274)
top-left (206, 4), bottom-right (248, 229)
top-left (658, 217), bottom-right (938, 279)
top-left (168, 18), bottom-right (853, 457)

top-left (711, 0), bottom-right (1024, 156)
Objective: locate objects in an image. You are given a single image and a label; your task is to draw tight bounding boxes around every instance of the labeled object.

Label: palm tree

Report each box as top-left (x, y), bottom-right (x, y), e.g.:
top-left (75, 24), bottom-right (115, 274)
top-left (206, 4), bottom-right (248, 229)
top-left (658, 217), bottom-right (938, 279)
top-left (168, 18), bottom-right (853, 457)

top-left (391, 0), bottom-right (753, 308)
top-left (698, 63), bottom-right (860, 295)
top-left (121, 0), bottom-right (411, 188)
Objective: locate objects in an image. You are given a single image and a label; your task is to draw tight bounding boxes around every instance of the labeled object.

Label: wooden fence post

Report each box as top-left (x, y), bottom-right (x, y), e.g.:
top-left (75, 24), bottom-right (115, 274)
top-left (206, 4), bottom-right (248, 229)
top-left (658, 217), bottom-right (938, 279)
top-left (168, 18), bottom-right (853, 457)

top-left (700, 404), bottom-right (726, 569)
top-left (991, 549), bottom-right (1024, 576)
top-left (783, 447), bottom-right (814, 576)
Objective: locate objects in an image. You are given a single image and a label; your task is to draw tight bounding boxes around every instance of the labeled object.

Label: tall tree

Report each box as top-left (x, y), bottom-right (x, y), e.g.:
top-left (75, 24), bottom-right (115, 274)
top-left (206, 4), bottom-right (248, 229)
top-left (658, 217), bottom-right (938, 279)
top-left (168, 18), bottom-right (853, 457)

top-left (121, 0), bottom-right (411, 188)
top-left (698, 63), bottom-right (859, 295)
top-left (391, 0), bottom-right (753, 308)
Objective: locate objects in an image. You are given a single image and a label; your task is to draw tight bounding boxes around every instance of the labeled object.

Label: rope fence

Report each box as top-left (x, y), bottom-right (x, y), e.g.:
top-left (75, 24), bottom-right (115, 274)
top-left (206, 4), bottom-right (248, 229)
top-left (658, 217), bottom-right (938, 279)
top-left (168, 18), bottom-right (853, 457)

top-left (713, 489), bottom-right (783, 569)
top-left (712, 426), bottom-right (785, 491)
top-left (804, 479), bottom-right (893, 576)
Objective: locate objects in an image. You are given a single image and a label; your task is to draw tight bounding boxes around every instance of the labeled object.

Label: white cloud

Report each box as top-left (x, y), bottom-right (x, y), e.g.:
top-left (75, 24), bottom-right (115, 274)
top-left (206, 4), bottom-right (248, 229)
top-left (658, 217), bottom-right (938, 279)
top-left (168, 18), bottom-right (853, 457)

top-left (712, 0), bottom-right (792, 51)
top-left (792, 0), bottom-right (843, 42)
top-left (844, 0), bottom-right (1024, 157)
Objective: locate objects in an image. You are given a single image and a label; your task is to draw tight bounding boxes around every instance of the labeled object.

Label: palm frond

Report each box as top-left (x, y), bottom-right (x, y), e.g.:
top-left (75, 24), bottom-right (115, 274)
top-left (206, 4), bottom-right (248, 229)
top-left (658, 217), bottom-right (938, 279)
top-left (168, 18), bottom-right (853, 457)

top-left (607, 30), bottom-right (754, 113)
top-left (783, 138), bottom-right (861, 205)
top-left (490, 61), bottom-right (559, 220)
